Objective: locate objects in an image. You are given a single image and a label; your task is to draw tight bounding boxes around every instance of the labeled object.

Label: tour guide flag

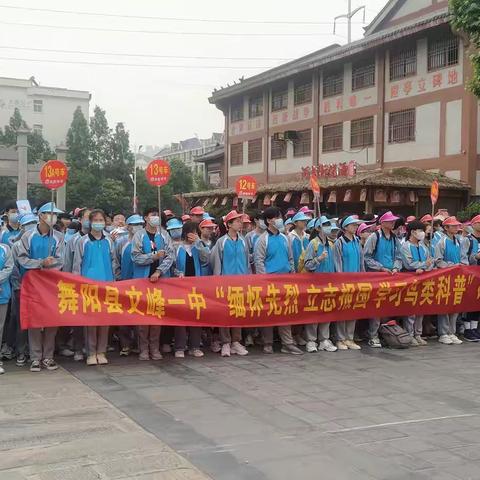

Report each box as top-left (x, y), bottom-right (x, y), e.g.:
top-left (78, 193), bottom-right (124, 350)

top-left (20, 267), bottom-right (480, 329)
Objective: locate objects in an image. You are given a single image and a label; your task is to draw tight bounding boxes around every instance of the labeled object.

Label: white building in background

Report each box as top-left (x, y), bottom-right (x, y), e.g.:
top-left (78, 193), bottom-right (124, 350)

top-left (155, 132), bottom-right (224, 174)
top-left (0, 76), bottom-right (91, 147)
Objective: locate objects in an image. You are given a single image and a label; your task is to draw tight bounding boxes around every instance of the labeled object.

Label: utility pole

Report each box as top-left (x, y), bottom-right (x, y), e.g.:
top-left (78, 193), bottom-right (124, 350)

top-left (334, 0), bottom-right (365, 44)
top-left (133, 145), bottom-right (142, 213)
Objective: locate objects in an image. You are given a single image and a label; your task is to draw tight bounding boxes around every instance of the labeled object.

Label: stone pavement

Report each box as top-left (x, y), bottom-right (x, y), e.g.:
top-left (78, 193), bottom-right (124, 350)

top-left (3, 343), bottom-right (480, 480)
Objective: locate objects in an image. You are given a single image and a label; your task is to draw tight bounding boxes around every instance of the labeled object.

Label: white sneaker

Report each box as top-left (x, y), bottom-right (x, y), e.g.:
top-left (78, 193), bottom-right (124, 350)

top-left (336, 340), bottom-right (348, 350)
top-left (175, 350), bottom-right (185, 358)
top-left (73, 352), bottom-right (84, 362)
top-left (162, 344), bottom-right (172, 354)
top-left (449, 334), bottom-right (463, 345)
top-left (438, 335), bottom-right (453, 345)
top-left (410, 336), bottom-right (419, 347)
top-left (86, 355), bottom-right (98, 366)
top-left (96, 353), bottom-right (108, 365)
top-left (263, 345), bottom-right (273, 354)
top-left (294, 335), bottom-right (307, 346)
top-left (306, 341), bottom-right (318, 353)
top-left (210, 341), bottom-right (221, 353)
top-left (221, 343), bottom-right (231, 357)
top-left (345, 340), bottom-right (361, 350)
top-left (0, 361), bottom-right (4, 374)
top-left (231, 341), bottom-right (248, 356)
top-left (59, 348), bottom-right (74, 357)
top-left (368, 337), bottom-right (382, 348)
top-left (189, 349), bottom-right (204, 358)
top-left (415, 335), bottom-right (428, 346)
top-left (318, 339), bottom-right (337, 352)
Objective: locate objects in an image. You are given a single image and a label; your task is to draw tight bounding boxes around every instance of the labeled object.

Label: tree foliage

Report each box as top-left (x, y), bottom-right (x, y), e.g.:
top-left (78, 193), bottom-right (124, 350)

top-left (450, 0), bottom-right (480, 97)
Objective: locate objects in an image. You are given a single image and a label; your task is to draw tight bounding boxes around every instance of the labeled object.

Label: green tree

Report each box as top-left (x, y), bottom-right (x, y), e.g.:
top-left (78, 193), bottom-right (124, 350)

top-left (90, 105), bottom-right (111, 172)
top-left (66, 106), bottom-right (90, 169)
top-left (450, 0), bottom-right (480, 97)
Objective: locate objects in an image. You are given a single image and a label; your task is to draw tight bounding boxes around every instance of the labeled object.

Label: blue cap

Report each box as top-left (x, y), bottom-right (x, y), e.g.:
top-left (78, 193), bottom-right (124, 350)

top-left (330, 222), bottom-right (340, 231)
top-left (38, 202), bottom-right (63, 214)
top-left (126, 214), bottom-right (144, 225)
top-left (166, 218), bottom-right (183, 230)
top-left (285, 218), bottom-right (293, 226)
top-left (19, 213), bottom-right (38, 226)
top-left (202, 213), bottom-right (215, 220)
top-left (307, 218), bottom-right (317, 230)
top-left (292, 212), bottom-right (311, 223)
top-left (341, 215), bottom-right (362, 229)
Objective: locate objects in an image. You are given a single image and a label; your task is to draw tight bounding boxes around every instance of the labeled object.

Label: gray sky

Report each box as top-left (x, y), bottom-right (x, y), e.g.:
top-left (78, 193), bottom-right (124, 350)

top-left (0, 0), bottom-right (388, 150)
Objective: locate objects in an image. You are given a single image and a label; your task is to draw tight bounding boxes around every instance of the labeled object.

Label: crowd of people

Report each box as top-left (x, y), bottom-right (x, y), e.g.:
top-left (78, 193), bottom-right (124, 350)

top-left (0, 199), bottom-right (479, 375)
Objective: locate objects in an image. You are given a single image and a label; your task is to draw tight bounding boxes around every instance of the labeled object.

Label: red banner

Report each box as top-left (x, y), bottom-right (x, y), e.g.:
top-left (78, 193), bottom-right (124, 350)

top-left (20, 267), bottom-right (480, 330)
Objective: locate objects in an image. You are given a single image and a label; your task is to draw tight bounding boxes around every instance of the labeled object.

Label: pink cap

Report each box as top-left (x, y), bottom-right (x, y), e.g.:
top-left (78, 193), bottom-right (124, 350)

top-left (357, 223), bottom-right (374, 236)
top-left (443, 216), bottom-right (462, 227)
top-left (406, 216), bottom-right (416, 223)
top-left (471, 215), bottom-right (480, 225)
top-left (299, 206), bottom-right (314, 214)
top-left (379, 211), bottom-right (400, 223)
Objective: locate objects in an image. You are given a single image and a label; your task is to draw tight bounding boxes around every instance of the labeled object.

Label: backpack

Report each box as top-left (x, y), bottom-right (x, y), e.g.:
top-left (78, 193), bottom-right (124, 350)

top-left (297, 237), bottom-right (320, 273)
top-left (379, 320), bottom-right (412, 349)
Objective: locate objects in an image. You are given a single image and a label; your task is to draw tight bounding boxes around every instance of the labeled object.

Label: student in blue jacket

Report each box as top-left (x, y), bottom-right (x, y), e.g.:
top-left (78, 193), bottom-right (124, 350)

top-left (0, 239), bottom-right (14, 375)
top-left (210, 210), bottom-right (250, 357)
top-left (333, 215), bottom-right (364, 351)
top-left (131, 208), bottom-right (175, 361)
top-left (16, 202), bottom-right (65, 373)
top-left (174, 221), bottom-right (205, 358)
top-left (288, 212), bottom-right (311, 273)
top-left (73, 209), bottom-right (120, 366)
top-left (1, 202), bottom-right (20, 246)
top-left (254, 207), bottom-right (303, 355)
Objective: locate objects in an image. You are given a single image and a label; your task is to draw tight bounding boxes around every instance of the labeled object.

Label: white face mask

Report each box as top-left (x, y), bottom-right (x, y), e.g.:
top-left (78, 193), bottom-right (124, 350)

top-left (273, 218), bottom-right (285, 233)
top-left (43, 214), bottom-right (57, 226)
top-left (414, 230), bottom-right (426, 242)
top-left (259, 220), bottom-right (267, 230)
top-left (148, 216), bottom-right (160, 227)
top-left (130, 225), bottom-right (143, 235)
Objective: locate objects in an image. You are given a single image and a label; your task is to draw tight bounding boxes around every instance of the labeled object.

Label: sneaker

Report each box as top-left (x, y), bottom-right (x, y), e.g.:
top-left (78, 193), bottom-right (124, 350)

top-left (138, 351), bottom-right (150, 361)
top-left (336, 341), bottom-right (348, 351)
top-left (410, 336), bottom-right (419, 347)
top-left (1, 345), bottom-right (14, 360)
top-left (162, 344), bottom-right (172, 354)
top-left (107, 345), bottom-right (115, 353)
top-left (0, 364), bottom-right (4, 374)
top-left (414, 335), bottom-right (428, 346)
top-left (119, 347), bottom-right (130, 356)
top-left (16, 354), bottom-right (26, 367)
top-left (368, 337), bottom-right (382, 348)
top-left (59, 348), bottom-right (74, 357)
top-left (438, 335), bottom-right (453, 345)
top-left (86, 355), bottom-right (98, 365)
top-left (263, 345), bottom-right (273, 354)
top-left (463, 330), bottom-right (479, 342)
top-left (221, 343), bottom-right (231, 357)
top-left (42, 359), bottom-right (59, 371)
top-left (345, 340), bottom-right (361, 350)
top-left (231, 341), bottom-right (248, 356)
top-left (150, 351), bottom-right (163, 361)
top-left (449, 334), bottom-right (463, 345)
top-left (96, 353), bottom-right (108, 365)
top-left (245, 334), bottom-right (254, 347)
top-left (175, 350), bottom-right (185, 358)
top-left (281, 344), bottom-right (303, 355)
top-left (318, 339), bottom-right (338, 352)
top-left (73, 352), bottom-right (84, 362)
top-left (30, 360), bottom-right (41, 372)
top-left (189, 349), bottom-right (204, 358)
top-left (472, 329), bottom-right (480, 340)
top-left (210, 341), bottom-right (221, 353)
top-left (294, 335), bottom-right (307, 346)
top-left (306, 341), bottom-right (318, 353)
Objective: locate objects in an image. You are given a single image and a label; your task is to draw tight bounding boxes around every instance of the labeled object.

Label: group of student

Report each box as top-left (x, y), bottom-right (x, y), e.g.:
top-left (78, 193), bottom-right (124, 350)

top-left (0, 200), bottom-right (478, 375)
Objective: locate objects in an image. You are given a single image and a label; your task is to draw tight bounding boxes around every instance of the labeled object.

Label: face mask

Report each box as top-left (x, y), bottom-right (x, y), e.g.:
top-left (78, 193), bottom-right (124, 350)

top-left (66, 228), bottom-right (76, 235)
top-left (273, 218), bottom-right (285, 233)
top-left (91, 222), bottom-right (105, 232)
top-left (81, 220), bottom-right (90, 230)
top-left (130, 225), bottom-right (143, 235)
top-left (323, 226), bottom-right (332, 236)
top-left (105, 226), bottom-right (115, 233)
top-left (8, 213), bottom-right (19, 223)
top-left (23, 223), bottom-right (37, 232)
top-left (414, 231), bottom-right (426, 242)
top-left (259, 220), bottom-right (267, 230)
top-left (169, 228), bottom-right (182, 240)
top-left (465, 226), bottom-right (474, 235)
top-left (44, 214), bottom-right (57, 226)
top-left (148, 216), bottom-right (160, 227)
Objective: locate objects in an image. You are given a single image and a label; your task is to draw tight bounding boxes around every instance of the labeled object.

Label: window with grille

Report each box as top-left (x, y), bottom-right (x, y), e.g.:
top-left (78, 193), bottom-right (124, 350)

top-left (293, 129), bottom-right (311, 157)
top-left (322, 123), bottom-right (343, 152)
top-left (388, 109), bottom-right (415, 143)
top-left (33, 124), bottom-right (43, 136)
top-left (351, 117), bottom-right (374, 149)
top-left (271, 86), bottom-right (288, 111)
top-left (230, 102), bottom-right (244, 122)
top-left (323, 69), bottom-right (344, 98)
top-left (352, 58), bottom-right (375, 91)
top-left (294, 81), bottom-right (312, 105)
top-left (390, 45), bottom-right (417, 80)
top-left (428, 33), bottom-right (459, 71)
top-left (33, 99), bottom-right (43, 113)
top-left (249, 95), bottom-right (263, 118)
top-left (230, 143), bottom-right (243, 166)
top-left (271, 137), bottom-right (287, 159)
top-left (248, 138), bottom-right (262, 163)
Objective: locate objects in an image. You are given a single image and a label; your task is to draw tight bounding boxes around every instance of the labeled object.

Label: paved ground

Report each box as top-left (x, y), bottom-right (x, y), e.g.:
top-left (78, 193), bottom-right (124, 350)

top-left (3, 342), bottom-right (480, 480)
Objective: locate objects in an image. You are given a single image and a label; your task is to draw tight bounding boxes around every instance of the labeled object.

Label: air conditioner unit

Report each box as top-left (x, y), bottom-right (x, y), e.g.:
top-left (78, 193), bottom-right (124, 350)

top-left (284, 130), bottom-right (299, 141)
top-left (273, 132), bottom-right (285, 141)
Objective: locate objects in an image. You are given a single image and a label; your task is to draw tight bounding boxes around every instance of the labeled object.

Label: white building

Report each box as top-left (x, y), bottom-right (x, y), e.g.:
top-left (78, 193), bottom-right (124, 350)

top-left (0, 76), bottom-right (90, 147)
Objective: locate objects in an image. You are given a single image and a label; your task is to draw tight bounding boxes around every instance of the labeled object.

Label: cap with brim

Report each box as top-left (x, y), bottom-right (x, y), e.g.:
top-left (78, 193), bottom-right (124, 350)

top-left (19, 213), bottom-right (38, 226)
top-left (341, 215), bottom-right (362, 229)
top-left (286, 209), bottom-right (296, 216)
top-left (442, 216), bottom-right (462, 227)
top-left (330, 222), bottom-right (340, 231)
top-left (126, 214), bottom-right (145, 225)
top-left (299, 206), bottom-right (314, 214)
top-left (292, 212), bottom-right (311, 223)
top-left (224, 210), bottom-right (243, 224)
top-left (357, 223), bottom-right (374, 236)
top-left (242, 214), bottom-right (251, 223)
top-left (285, 218), bottom-right (293, 226)
top-left (181, 215), bottom-right (191, 222)
top-left (379, 211), bottom-right (400, 223)
top-left (306, 218), bottom-right (317, 230)
top-left (202, 213), bottom-right (215, 220)
top-left (190, 206), bottom-right (205, 215)
top-left (406, 216), bottom-right (416, 223)
top-left (167, 218), bottom-right (183, 230)
top-left (420, 214), bottom-right (433, 223)
top-left (470, 215), bottom-right (480, 225)
top-left (199, 219), bottom-right (216, 228)
top-left (38, 202), bottom-right (63, 214)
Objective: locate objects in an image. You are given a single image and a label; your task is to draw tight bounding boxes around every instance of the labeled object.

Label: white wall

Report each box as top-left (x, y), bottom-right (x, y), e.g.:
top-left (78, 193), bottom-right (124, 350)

top-left (384, 102), bottom-right (440, 162)
top-left (445, 100), bottom-right (462, 155)
top-left (229, 139), bottom-right (264, 176)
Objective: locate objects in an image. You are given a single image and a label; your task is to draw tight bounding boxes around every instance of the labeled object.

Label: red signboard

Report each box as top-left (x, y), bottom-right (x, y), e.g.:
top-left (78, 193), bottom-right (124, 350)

top-left (146, 159), bottom-right (171, 187)
top-left (235, 176), bottom-right (257, 198)
top-left (40, 160), bottom-right (68, 190)
top-left (431, 180), bottom-right (439, 205)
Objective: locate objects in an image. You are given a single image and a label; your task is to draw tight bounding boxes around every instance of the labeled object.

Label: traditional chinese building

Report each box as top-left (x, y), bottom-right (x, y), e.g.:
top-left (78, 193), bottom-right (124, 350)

top-left (199, 0), bottom-right (478, 214)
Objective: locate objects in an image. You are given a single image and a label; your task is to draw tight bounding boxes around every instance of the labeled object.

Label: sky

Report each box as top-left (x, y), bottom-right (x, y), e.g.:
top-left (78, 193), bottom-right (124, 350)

top-left (0, 0), bottom-right (389, 151)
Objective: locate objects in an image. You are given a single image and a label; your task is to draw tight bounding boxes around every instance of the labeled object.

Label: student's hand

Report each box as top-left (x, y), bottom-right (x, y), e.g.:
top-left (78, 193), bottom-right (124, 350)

top-left (318, 251), bottom-right (328, 261)
top-left (415, 269), bottom-right (424, 275)
top-left (42, 257), bottom-right (55, 268)
top-left (149, 271), bottom-right (161, 283)
top-left (154, 250), bottom-right (165, 260)
top-left (476, 253), bottom-right (480, 260)
top-left (391, 268), bottom-right (398, 275)
top-left (187, 233), bottom-right (199, 243)
top-left (110, 230), bottom-right (119, 242)
top-left (426, 258), bottom-right (433, 266)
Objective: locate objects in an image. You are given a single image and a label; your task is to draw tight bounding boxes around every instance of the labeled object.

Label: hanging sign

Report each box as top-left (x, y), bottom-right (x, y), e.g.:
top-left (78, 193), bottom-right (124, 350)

top-left (235, 175), bottom-right (257, 198)
top-left (146, 159), bottom-right (171, 187)
top-left (40, 160), bottom-right (68, 190)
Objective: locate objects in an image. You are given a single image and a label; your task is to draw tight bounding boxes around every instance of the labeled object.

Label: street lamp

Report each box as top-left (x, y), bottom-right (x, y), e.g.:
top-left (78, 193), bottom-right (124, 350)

top-left (133, 145), bottom-right (142, 213)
